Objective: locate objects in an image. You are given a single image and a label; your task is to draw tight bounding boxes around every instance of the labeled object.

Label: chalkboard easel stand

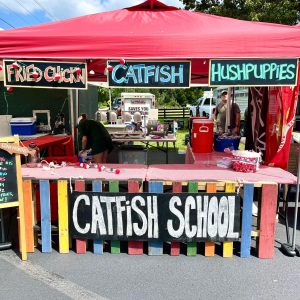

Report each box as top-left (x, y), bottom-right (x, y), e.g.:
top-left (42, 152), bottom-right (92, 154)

top-left (0, 209), bottom-right (12, 250)
top-left (0, 136), bottom-right (27, 260)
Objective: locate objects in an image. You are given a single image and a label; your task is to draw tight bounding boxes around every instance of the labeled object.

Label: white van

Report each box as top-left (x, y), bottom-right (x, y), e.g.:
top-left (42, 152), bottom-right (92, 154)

top-left (120, 93), bottom-right (155, 125)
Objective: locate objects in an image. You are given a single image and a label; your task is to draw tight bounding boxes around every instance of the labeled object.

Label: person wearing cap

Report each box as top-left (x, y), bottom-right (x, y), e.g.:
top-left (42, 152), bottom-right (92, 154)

top-left (215, 90), bottom-right (241, 134)
top-left (77, 114), bottom-right (113, 163)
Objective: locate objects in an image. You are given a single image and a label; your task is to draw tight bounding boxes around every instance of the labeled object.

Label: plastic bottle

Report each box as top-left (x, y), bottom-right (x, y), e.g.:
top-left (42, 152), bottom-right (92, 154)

top-left (26, 142), bottom-right (41, 167)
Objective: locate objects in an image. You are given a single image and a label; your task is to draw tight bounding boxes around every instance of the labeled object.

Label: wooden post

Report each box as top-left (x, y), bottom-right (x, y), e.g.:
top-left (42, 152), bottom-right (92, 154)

top-left (241, 184), bottom-right (254, 258)
top-left (75, 180), bottom-right (87, 254)
top-left (92, 180), bottom-right (103, 254)
top-left (109, 180), bottom-right (120, 254)
top-left (22, 180), bottom-right (34, 253)
top-left (171, 182), bottom-right (182, 256)
top-left (258, 184), bottom-right (278, 258)
top-left (39, 180), bottom-right (51, 253)
top-left (58, 180), bottom-right (69, 253)
top-left (148, 181), bottom-right (163, 255)
top-left (205, 182), bottom-right (216, 257)
top-left (187, 181), bottom-right (197, 256)
top-left (128, 180), bottom-right (143, 255)
top-left (223, 182), bottom-right (235, 257)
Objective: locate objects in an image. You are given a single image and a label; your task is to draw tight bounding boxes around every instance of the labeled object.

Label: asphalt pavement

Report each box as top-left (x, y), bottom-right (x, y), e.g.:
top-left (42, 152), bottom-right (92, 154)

top-left (1, 214), bottom-right (300, 300)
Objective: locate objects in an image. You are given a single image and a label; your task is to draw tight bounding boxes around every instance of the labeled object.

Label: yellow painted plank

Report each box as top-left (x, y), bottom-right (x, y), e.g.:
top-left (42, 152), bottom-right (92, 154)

top-left (223, 182), bottom-right (236, 258)
top-left (0, 201), bottom-right (19, 209)
top-left (14, 136), bottom-right (27, 260)
top-left (58, 180), bottom-right (69, 253)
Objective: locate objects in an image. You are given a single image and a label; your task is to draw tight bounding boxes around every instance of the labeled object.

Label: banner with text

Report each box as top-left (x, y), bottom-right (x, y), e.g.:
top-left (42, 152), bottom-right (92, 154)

top-left (209, 59), bottom-right (298, 87)
top-left (108, 61), bottom-right (191, 88)
top-left (4, 60), bottom-right (87, 89)
top-left (70, 192), bottom-right (240, 242)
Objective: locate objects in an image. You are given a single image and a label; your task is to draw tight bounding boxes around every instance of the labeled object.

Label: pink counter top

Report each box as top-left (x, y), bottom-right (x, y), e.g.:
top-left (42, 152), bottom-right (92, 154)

top-left (22, 164), bottom-right (147, 181)
top-left (146, 164), bottom-right (296, 184)
top-left (185, 144), bottom-right (232, 165)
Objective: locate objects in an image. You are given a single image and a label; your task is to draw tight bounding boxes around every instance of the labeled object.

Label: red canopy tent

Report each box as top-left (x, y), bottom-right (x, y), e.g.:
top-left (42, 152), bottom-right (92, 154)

top-left (0, 0), bottom-right (300, 84)
top-left (0, 0), bottom-right (299, 169)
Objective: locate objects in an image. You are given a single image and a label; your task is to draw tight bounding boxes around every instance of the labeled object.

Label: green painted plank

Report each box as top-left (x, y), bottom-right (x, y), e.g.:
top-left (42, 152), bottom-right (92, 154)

top-left (109, 180), bottom-right (120, 254)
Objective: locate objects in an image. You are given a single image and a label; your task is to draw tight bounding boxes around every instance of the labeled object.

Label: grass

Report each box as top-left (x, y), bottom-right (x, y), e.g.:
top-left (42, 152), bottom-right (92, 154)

top-left (133, 129), bottom-right (188, 152)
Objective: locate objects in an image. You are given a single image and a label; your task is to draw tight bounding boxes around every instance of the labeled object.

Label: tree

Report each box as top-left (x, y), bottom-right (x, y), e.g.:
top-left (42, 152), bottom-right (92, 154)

top-left (98, 87), bottom-right (203, 108)
top-left (180, 0), bottom-right (299, 25)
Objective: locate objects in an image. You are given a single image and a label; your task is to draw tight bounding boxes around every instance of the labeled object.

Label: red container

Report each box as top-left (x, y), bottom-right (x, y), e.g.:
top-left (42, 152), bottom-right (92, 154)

top-left (192, 119), bottom-right (214, 153)
top-left (189, 117), bottom-right (207, 146)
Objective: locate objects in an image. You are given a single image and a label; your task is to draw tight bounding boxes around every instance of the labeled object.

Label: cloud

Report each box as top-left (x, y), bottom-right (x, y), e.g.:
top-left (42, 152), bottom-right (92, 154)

top-left (3, 0), bottom-right (184, 20)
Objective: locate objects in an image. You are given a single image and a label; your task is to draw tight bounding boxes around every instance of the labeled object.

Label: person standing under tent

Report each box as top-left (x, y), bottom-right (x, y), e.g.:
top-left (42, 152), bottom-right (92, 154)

top-left (77, 114), bottom-right (113, 163)
top-left (215, 90), bottom-right (241, 135)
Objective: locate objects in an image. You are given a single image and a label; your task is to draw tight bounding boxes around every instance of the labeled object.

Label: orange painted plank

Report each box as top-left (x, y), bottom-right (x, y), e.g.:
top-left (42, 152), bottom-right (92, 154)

top-left (22, 180), bottom-right (34, 253)
top-left (205, 182), bottom-right (216, 257)
top-left (171, 182), bottom-right (182, 256)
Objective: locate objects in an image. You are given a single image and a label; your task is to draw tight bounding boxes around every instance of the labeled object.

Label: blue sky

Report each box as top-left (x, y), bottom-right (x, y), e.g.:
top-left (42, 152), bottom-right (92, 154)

top-left (0, 0), bottom-right (184, 30)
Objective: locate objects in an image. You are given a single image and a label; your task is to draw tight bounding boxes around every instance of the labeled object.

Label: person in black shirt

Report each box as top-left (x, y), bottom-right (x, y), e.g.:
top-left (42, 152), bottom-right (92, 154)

top-left (77, 114), bottom-right (113, 163)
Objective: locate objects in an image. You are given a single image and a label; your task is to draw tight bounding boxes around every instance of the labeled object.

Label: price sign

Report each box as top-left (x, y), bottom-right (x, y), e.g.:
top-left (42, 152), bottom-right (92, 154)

top-left (0, 136), bottom-right (27, 260)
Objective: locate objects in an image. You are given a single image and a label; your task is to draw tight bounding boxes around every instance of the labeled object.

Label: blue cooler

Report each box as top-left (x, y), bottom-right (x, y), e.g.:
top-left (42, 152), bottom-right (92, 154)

top-left (10, 117), bottom-right (37, 135)
top-left (214, 134), bottom-right (241, 152)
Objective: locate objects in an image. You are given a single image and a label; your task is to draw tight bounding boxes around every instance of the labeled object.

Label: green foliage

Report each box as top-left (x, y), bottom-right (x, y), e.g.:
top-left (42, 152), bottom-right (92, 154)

top-left (97, 87), bottom-right (204, 108)
top-left (180, 0), bottom-right (299, 25)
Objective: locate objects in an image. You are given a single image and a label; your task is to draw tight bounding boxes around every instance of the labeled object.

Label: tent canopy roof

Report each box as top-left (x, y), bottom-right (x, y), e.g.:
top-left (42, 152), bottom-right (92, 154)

top-left (1, 0), bottom-right (300, 84)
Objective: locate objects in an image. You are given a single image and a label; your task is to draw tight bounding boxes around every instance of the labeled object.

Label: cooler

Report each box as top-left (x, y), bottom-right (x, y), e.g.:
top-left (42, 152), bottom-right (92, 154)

top-left (10, 117), bottom-right (37, 136)
top-left (192, 119), bottom-right (214, 153)
top-left (189, 117), bottom-right (207, 146)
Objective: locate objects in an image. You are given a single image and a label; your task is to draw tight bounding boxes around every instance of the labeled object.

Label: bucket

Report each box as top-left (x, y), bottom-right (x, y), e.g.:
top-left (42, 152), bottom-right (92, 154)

top-left (0, 115), bottom-right (12, 137)
top-left (192, 119), bottom-right (214, 153)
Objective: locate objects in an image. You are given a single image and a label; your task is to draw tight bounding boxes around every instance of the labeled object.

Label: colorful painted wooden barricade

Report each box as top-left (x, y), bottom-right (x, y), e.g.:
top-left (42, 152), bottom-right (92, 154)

top-left (21, 178), bottom-right (278, 258)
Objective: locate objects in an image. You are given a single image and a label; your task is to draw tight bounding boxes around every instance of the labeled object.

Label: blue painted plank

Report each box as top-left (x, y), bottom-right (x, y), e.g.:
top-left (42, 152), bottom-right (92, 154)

top-left (241, 183), bottom-right (254, 258)
top-left (40, 180), bottom-right (51, 253)
top-left (92, 180), bottom-right (103, 255)
top-left (148, 181), bottom-right (163, 256)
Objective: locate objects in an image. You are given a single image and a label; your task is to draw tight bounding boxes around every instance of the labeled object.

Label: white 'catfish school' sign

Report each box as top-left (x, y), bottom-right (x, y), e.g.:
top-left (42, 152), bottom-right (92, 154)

top-left (69, 192), bottom-right (240, 242)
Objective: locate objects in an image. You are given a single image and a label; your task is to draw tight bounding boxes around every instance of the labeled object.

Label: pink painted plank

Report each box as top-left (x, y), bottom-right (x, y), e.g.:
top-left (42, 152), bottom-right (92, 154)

top-left (75, 180), bottom-right (87, 254)
top-left (258, 184), bottom-right (278, 259)
top-left (146, 164), bottom-right (296, 185)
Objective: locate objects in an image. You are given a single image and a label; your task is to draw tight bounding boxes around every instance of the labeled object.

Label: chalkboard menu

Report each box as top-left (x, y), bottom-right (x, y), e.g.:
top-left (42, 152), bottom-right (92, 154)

top-left (108, 61), bottom-right (191, 88)
top-left (209, 59), bottom-right (298, 87)
top-left (0, 149), bottom-right (18, 206)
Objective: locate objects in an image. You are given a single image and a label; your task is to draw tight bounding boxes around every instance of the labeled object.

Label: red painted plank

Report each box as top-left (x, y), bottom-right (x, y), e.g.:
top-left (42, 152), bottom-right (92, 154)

top-left (258, 184), bottom-right (278, 259)
top-left (75, 180), bottom-right (87, 254)
top-left (128, 180), bottom-right (143, 255)
top-left (171, 182), bottom-right (182, 256)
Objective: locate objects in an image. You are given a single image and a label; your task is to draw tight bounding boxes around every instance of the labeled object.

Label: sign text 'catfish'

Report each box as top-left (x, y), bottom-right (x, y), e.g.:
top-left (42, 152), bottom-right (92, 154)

top-left (108, 61), bottom-right (191, 88)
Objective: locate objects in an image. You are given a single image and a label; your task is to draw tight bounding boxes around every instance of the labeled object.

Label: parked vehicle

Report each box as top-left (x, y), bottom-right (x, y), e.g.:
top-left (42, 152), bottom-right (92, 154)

top-left (112, 97), bottom-right (121, 116)
top-left (189, 97), bottom-right (216, 118)
top-left (120, 92), bottom-right (156, 126)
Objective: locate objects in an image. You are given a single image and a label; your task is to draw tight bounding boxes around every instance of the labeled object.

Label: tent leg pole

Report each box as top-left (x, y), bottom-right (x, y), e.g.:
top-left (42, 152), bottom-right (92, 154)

top-left (69, 90), bottom-right (75, 142)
